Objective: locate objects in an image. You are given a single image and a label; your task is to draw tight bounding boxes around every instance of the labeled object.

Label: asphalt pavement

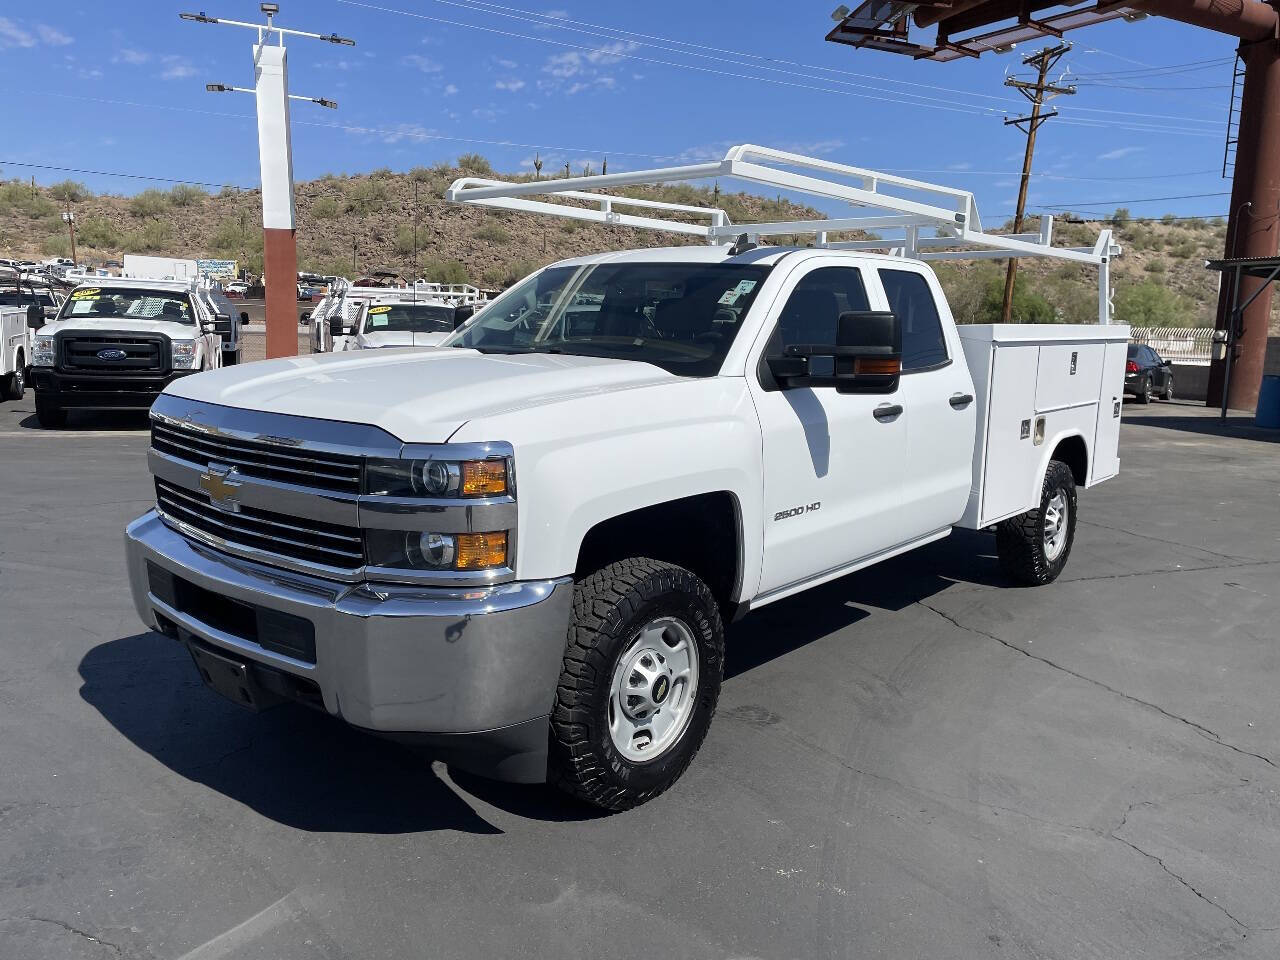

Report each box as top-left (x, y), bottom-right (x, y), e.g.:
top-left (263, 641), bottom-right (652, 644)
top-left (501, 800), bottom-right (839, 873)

top-left (1, 396), bottom-right (1278, 959)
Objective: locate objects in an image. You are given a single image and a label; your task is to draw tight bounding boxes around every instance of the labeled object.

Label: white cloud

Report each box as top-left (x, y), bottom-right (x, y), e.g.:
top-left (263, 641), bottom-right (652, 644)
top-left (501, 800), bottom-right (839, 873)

top-left (947, 161), bottom-right (973, 171)
top-left (0, 17), bottom-right (36, 48)
top-left (495, 57), bottom-right (518, 69)
top-left (495, 78), bottom-right (526, 92)
top-left (35, 23), bottom-right (72, 45)
top-left (403, 54), bottom-right (443, 73)
top-left (541, 41), bottom-right (636, 94)
top-left (161, 56), bottom-right (196, 80)
top-left (443, 83), bottom-right (459, 96)
top-left (114, 48), bottom-right (150, 65)
top-left (1097, 146), bottom-right (1142, 161)
top-left (472, 107), bottom-right (501, 122)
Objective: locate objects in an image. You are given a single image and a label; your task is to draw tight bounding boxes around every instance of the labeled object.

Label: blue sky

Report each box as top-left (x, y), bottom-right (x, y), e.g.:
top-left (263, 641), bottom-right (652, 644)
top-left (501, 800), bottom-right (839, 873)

top-left (0, 2), bottom-right (1237, 224)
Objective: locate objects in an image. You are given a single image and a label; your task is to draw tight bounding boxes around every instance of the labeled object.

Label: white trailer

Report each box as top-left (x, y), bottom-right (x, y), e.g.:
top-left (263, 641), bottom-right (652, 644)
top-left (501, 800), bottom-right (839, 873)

top-left (123, 255), bottom-right (200, 281)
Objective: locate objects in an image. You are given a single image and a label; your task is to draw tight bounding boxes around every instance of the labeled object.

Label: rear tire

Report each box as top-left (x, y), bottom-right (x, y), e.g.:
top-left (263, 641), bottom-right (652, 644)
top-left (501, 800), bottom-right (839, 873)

top-left (996, 460), bottom-right (1077, 586)
top-left (35, 395), bottom-right (66, 429)
top-left (1162, 376), bottom-right (1174, 401)
top-left (1136, 377), bottom-right (1151, 404)
top-left (549, 558), bottom-right (724, 811)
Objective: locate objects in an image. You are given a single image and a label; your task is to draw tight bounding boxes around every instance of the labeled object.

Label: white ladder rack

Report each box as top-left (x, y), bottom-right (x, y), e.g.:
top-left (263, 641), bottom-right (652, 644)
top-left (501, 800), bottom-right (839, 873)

top-left (447, 143), bottom-right (1121, 323)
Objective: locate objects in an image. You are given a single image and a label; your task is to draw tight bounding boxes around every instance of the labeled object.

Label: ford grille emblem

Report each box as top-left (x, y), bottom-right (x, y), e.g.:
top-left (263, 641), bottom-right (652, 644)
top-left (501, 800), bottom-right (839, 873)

top-left (97, 348), bottom-right (128, 361)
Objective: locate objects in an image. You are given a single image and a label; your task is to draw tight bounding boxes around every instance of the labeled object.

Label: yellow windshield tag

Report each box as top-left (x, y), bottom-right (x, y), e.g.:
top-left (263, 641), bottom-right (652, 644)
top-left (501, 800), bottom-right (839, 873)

top-left (368, 305), bottom-right (393, 314)
top-left (72, 288), bottom-right (101, 299)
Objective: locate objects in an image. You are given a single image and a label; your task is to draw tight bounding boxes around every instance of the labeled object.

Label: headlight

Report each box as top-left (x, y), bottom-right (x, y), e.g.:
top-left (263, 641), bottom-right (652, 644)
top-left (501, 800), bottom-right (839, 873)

top-left (366, 529), bottom-right (508, 571)
top-left (33, 334), bottom-right (55, 367)
top-left (171, 340), bottom-right (198, 369)
top-left (365, 458), bottom-right (509, 497)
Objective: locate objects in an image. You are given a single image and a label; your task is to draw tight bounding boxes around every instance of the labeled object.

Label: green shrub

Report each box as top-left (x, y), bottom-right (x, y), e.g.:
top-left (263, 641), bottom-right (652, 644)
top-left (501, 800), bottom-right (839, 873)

top-left (482, 258), bottom-right (537, 288)
top-left (1110, 207), bottom-right (1131, 226)
top-left (370, 167), bottom-right (395, 180)
top-left (457, 153), bottom-right (492, 175)
top-left (129, 189), bottom-right (170, 217)
top-left (310, 196), bottom-right (341, 219)
top-left (122, 219), bottom-right (172, 252)
top-left (1115, 280), bottom-right (1191, 327)
top-left (41, 233), bottom-right (72, 257)
top-left (344, 178), bottom-right (388, 215)
top-left (409, 166), bottom-right (434, 182)
top-left (48, 180), bottom-right (93, 202)
top-left (475, 223), bottom-right (510, 244)
top-left (169, 183), bottom-right (206, 207)
top-left (77, 218), bottom-right (121, 249)
top-left (394, 225), bottom-right (417, 256)
top-left (1143, 260), bottom-right (1166, 273)
top-left (421, 258), bottom-right (469, 284)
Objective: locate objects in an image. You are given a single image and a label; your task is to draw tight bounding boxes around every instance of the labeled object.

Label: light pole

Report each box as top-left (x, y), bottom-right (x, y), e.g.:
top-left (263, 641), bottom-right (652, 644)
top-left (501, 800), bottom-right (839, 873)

top-left (181, 4), bottom-right (352, 359)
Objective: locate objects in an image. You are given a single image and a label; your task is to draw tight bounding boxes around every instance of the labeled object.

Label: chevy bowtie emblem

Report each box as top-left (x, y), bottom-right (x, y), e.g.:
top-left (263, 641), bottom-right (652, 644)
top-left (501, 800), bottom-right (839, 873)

top-left (198, 463), bottom-right (242, 512)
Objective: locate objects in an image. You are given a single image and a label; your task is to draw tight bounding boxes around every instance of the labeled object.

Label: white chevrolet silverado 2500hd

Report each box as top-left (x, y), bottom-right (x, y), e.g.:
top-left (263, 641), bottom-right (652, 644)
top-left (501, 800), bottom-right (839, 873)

top-left (29, 278), bottom-right (223, 428)
top-left (124, 243), bottom-right (1126, 809)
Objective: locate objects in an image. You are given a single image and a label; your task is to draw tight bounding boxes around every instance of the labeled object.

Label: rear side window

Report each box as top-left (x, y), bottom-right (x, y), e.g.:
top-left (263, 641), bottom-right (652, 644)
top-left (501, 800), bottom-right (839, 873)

top-left (878, 269), bottom-right (948, 371)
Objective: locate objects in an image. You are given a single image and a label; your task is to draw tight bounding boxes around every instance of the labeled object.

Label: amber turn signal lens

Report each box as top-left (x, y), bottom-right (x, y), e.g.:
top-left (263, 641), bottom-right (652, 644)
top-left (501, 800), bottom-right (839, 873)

top-left (461, 460), bottom-right (508, 496)
top-left (854, 356), bottom-right (901, 375)
top-left (454, 531), bottom-right (508, 570)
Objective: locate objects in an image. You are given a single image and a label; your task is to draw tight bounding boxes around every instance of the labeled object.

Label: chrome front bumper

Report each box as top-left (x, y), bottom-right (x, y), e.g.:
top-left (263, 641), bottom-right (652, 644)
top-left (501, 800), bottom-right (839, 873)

top-left (125, 510), bottom-right (573, 738)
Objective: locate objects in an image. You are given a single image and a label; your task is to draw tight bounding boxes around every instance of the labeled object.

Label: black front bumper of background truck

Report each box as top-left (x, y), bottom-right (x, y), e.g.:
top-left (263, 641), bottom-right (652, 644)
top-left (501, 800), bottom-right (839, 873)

top-left (31, 368), bottom-right (201, 409)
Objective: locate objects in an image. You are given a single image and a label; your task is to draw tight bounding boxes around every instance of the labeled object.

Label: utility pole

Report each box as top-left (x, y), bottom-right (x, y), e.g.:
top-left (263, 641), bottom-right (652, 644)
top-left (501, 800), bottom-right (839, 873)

top-left (999, 42), bottom-right (1075, 323)
top-left (181, 3), bottom-right (352, 359)
top-left (61, 206), bottom-right (77, 266)
top-left (412, 178), bottom-right (419, 280)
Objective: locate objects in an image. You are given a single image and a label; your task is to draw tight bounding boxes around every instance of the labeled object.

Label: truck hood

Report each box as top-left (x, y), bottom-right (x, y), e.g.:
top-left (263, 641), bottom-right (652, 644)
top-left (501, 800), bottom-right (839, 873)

top-left (354, 330), bottom-right (451, 350)
top-left (37, 318), bottom-right (197, 339)
top-left (164, 347), bottom-right (678, 442)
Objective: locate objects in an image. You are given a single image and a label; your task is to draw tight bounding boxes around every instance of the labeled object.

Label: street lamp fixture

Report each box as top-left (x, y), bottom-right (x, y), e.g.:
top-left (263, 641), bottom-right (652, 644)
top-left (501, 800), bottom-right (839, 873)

top-left (179, 11), bottom-right (219, 23)
top-left (322, 33), bottom-right (355, 45)
top-left (205, 83), bottom-right (229, 92)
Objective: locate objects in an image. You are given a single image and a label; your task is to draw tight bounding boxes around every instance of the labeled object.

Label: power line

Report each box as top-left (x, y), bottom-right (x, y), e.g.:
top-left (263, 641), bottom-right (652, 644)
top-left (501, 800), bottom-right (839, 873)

top-left (338, 0), bottom-right (1224, 135)
top-left (0, 158), bottom-right (251, 189)
top-left (1031, 191), bottom-right (1231, 208)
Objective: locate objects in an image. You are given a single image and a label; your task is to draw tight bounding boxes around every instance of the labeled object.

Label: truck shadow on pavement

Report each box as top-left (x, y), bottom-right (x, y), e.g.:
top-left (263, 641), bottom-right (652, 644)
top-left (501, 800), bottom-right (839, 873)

top-left (17, 410), bottom-right (151, 432)
top-left (1121, 413), bottom-right (1279, 443)
top-left (78, 530), bottom-right (1002, 831)
top-left (725, 527), bottom-right (1002, 680)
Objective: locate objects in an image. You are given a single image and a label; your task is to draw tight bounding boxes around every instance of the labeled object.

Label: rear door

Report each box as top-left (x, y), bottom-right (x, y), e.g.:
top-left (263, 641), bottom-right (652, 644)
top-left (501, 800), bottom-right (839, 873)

top-left (880, 267), bottom-right (977, 539)
top-left (747, 261), bottom-right (910, 597)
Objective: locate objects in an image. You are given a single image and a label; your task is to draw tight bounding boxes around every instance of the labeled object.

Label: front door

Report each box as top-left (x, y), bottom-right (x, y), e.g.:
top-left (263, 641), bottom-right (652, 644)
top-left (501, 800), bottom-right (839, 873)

top-left (747, 263), bottom-right (910, 598)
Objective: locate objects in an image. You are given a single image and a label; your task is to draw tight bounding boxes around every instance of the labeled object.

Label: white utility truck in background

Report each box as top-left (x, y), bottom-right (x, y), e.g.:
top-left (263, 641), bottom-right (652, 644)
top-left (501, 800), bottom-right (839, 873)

top-left (310, 280), bottom-right (485, 353)
top-left (122, 254), bottom-right (200, 281)
top-left (28, 277), bottom-right (228, 428)
top-left (1, 306), bottom-right (31, 401)
top-left (124, 146), bottom-right (1125, 810)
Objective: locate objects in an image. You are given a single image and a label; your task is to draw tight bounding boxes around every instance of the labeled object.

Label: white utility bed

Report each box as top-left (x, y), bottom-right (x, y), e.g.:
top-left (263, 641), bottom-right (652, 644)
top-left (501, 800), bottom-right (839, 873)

top-left (957, 324), bottom-right (1129, 530)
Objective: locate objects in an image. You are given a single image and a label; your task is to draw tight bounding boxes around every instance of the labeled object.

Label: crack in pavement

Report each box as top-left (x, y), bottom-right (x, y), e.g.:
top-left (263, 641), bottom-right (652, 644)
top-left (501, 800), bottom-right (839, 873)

top-left (1106, 834), bottom-right (1250, 934)
top-left (917, 601), bottom-right (1279, 772)
top-left (1064, 558), bottom-right (1280, 584)
top-left (1078, 518), bottom-right (1266, 565)
top-left (9, 916), bottom-right (125, 956)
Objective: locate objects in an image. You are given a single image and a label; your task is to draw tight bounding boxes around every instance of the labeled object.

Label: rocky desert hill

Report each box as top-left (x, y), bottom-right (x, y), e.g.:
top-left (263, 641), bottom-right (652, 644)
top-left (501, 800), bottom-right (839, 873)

top-left (1, 155), bottom-right (1246, 328)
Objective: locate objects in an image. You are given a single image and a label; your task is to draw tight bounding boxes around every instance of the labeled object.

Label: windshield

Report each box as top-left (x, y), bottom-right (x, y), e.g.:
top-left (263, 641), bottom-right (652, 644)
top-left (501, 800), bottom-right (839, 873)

top-left (440, 261), bottom-right (771, 376)
top-left (60, 287), bottom-right (194, 324)
top-left (364, 303), bottom-right (455, 334)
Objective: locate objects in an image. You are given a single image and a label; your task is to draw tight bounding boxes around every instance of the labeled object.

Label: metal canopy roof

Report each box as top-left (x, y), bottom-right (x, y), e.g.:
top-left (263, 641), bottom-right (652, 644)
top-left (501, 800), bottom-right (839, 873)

top-left (826, 0), bottom-right (1144, 61)
top-left (1204, 256), bottom-right (1280, 278)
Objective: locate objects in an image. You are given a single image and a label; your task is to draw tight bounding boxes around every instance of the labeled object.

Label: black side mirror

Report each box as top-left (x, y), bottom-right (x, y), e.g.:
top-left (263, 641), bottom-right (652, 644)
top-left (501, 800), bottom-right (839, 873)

top-left (26, 304), bottom-right (44, 329)
top-left (454, 304), bottom-right (475, 328)
top-left (1162, 359), bottom-right (1172, 367)
top-left (329, 316), bottom-right (343, 337)
top-left (240, 312), bottom-right (250, 325)
top-left (768, 311), bottom-right (901, 394)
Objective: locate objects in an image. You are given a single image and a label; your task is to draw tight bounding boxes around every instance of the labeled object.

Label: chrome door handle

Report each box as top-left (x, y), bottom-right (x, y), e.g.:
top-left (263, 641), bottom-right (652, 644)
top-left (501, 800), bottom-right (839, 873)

top-left (949, 393), bottom-right (974, 409)
top-left (873, 403), bottom-right (903, 422)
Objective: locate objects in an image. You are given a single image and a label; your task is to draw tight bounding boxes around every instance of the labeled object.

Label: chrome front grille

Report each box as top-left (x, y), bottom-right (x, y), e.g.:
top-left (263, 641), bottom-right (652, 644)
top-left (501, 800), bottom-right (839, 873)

top-left (155, 478), bottom-right (364, 571)
top-left (151, 418), bottom-right (362, 494)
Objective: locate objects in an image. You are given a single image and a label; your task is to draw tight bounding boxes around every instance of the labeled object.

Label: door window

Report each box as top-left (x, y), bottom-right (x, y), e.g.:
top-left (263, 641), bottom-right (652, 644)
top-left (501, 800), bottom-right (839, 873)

top-left (879, 269), bottom-right (948, 371)
top-left (765, 266), bottom-right (870, 379)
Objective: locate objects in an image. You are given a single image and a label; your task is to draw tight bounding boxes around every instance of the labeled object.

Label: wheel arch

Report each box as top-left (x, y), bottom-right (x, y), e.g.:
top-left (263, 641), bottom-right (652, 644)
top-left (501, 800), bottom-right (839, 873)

top-left (1046, 431), bottom-right (1088, 487)
top-left (574, 490), bottom-right (746, 620)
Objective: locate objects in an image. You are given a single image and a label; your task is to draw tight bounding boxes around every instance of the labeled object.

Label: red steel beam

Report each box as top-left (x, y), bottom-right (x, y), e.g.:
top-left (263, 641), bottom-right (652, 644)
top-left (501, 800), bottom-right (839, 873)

top-left (1126, 0), bottom-right (1275, 39)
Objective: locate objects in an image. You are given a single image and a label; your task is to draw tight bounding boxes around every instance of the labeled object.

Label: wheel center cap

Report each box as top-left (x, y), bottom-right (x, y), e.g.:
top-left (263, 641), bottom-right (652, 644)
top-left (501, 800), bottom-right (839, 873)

top-left (651, 675), bottom-right (670, 704)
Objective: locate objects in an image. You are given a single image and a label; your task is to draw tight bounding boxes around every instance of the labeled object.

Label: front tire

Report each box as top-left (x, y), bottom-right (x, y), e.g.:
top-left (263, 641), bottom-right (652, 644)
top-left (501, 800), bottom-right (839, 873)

top-left (996, 460), bottom-right (1078, 586)
top-left (2, 365), bottom-right (23, 401)
top-left (35, 394), bottom-right (67, 429)
top-left (549, 558), bottom-right (724, 811)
